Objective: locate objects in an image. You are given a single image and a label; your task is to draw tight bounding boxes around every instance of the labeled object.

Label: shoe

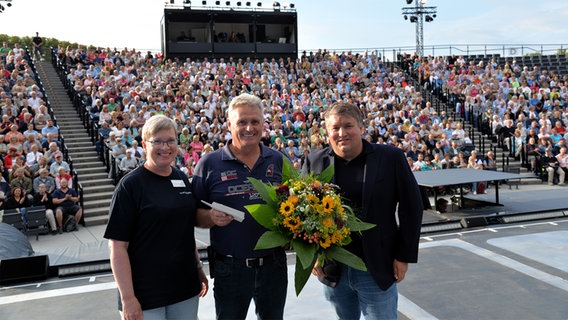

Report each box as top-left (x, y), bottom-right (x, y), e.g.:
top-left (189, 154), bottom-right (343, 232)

top-left (559, 183), bottom-right (566, 186)
top-left (473, 191), bottom-right (477, 195)
top-left (548, 183), bottom-right (554, 186)
top-left (58, 228), bottom-right (63, 234)
top-left (51, 229), bottom-right (58, 235)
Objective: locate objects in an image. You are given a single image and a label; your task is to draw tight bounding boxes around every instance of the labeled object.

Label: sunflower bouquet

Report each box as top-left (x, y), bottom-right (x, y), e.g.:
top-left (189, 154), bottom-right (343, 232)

top-left (246, 159), bottom-right (375, 295)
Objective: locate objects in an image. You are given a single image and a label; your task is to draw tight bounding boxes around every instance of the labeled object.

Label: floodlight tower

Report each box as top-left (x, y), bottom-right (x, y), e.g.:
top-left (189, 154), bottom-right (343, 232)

top-left (402, 0), bottom-right (437, 57)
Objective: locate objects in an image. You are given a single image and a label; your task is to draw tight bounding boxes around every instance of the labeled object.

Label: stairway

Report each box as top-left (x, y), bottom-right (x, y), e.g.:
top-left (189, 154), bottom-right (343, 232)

top-left (35, 61), bottom-right (114, 226)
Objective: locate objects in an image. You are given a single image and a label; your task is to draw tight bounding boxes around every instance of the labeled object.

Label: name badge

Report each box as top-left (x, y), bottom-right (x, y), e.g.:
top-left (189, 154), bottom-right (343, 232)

top-left (171, 179), bottom-right (186, 188)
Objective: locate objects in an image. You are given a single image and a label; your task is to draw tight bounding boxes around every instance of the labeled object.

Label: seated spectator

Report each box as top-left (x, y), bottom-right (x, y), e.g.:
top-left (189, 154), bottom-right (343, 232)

top-left (32, 183), bottom-right (57, 235)
top-left (112, 137), bottom-right (127, 161)
top-left (41, 118), bottom-right (59, 144)
top-left (556, 147), bottom-right (567, 185)
top-left (5, 186), bottom-right (31, 225)
top-left (9, 156), bottom-right (31, 181)
top-left (525, 137), bottom-right (540, 171)
top-left (52, 178), bottom-right (82, 233)
top-left (0, 176), bottom-right (10, 209)
top-left (420, 155), bottom-right (441, 171)
top-left (5, 124), bottom-right (24, 144)
top-left (542, 148), bottom-right (564, 186)
top-left (96, 121), bottom-right (111, 153)
top-left (55, 167), bottom-right (73, 189)
top-left (49, 152), bottom-right (70, 176)
top-left (119, 150), bottom-right (138, 174)
top-left (10, 167), bottom-right (33, 200)
top-left (25, 143), bottom-right (43, 167)
top-left (4, 147), bottom-right (20, 171)
top-left (42, 133), bottom-right (60, 156)
top-left (6, 135), bottom-right (23, 155)
top-left (33, 168), bottom-right (56, 195)
top-left (483, 151), bottom-right (498, 171)
top-left (407, 157), bottom-right (420, 172)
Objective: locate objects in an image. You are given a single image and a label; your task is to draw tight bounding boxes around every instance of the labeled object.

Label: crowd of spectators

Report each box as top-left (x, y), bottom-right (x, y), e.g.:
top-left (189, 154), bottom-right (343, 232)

top-left (1, 42), bottom-right (81, 234)
top-left (401, 52), bottom-right (568, 183)
top-left (54, 45), bottom-right (568, 185)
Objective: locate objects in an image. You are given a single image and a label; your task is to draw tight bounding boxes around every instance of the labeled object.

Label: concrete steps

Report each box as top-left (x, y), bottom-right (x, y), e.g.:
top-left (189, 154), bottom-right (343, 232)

top-left (37, 60), bottom-right (113, 227)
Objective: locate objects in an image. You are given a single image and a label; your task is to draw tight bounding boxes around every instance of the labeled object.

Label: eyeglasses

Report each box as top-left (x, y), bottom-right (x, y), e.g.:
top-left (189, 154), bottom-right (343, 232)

top-left (146, 139), bottom-right (177, 147)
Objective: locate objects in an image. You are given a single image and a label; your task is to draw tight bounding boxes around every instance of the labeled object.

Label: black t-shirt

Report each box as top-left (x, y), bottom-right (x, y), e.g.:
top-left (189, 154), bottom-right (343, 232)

top-left (104, 166), bottom-right (200, 310)
top-left (333, 143), bottom-right (371, 261)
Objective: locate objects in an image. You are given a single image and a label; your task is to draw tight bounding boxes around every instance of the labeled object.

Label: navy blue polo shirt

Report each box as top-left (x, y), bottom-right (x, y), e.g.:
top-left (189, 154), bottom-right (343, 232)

top-left (192, 141), bottom-right (284, 258)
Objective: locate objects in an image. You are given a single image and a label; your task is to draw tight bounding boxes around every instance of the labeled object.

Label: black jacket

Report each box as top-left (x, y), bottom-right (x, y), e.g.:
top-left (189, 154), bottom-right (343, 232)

top-left (302, 140), bottom-right (423, 290)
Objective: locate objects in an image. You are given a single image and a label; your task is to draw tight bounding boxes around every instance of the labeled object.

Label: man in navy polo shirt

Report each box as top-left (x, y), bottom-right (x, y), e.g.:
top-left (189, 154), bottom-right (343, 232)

top-left (193, 93), bottom-right (287, 319)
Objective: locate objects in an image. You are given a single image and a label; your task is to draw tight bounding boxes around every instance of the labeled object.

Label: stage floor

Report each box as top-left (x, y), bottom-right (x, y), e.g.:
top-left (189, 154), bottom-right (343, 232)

top-left (1, 183), bottom-right (567, 319)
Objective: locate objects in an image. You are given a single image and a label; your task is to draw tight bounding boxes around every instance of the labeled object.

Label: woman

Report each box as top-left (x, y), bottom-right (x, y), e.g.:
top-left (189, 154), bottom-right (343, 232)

top-left (6, 186), bottom-right (31, 224)
top-left (104, 115), bottom-right (208, 320)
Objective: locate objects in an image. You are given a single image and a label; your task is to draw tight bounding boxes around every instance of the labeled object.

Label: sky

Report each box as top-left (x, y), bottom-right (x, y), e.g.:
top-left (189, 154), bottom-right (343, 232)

top-left (2, 0), bottom-right (568, 58)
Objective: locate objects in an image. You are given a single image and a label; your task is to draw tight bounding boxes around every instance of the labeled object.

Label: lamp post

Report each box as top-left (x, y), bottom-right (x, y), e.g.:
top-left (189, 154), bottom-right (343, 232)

top-left (402, 0), bottom-right (437, 57)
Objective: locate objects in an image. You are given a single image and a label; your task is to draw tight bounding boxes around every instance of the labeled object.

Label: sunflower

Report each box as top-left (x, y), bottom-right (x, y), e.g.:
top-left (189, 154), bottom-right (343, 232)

top-left (306, 194), bottom-right (319, 206)
top-left (283, 216), bottom-right (301, 231)
top-left (322, 217), bottom-right (334, 228)
top-left (321, 196), bottom-right (335, 213)
top-left (319, 237), bottom-right (332, 249)
top-left (279, 200), bottom-right (295, 216)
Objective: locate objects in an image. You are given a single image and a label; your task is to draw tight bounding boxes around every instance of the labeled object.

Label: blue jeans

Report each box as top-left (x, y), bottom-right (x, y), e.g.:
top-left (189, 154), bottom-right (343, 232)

top-left (213, 251), bottom-right (288, 319)
top-left (120, 295), bottom-right (199, 320)
top-left (20, 207), bottom-right (28, 230)
top-left (324, 264), bottom-right (398, 320)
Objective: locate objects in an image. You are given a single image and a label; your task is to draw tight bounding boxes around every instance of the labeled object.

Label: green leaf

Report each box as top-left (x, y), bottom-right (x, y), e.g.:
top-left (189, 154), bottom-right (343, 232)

top-left (294, 254), bottom-right (316, 296)
top-left (319, 164), bottom-right (334, 183)
top-left (326, 246), bottom-right (367, 271)
top-left (244, 204), bottom-right (277, 230)
top-left (291, 238), bottom-right (316, 270)
top-left (254, 231), bottom-right (290, 250)
top-left (282, 156), bottom-right (299, 181)
top-left (345, 217), bottom-right (376, 232)
top-left (247, 177), bottom-right (277, 206)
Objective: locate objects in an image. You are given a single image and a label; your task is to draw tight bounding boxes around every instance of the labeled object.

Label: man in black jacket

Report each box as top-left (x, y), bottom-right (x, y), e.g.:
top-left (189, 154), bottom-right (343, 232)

top-left (303, 102), bottom-right (423, 319)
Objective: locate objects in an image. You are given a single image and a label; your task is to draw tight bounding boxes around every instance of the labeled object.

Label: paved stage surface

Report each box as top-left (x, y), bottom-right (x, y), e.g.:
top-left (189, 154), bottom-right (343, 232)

top-left (1, 183), bottom-right (567, 319)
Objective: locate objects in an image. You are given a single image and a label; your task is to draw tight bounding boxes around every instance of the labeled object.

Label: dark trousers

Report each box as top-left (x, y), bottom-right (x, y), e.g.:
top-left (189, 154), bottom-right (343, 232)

top-left (213, 251), bottom-right (288, 320)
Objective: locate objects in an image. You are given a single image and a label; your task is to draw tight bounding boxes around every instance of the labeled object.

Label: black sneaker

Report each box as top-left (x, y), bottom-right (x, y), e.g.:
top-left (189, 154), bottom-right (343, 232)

top-left (51, 229), bottom-right (58, 235)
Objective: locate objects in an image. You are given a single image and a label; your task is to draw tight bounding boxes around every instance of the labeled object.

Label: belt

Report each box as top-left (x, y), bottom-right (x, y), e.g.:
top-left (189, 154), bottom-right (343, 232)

top-left (216, 252), bottom-right (277, 268)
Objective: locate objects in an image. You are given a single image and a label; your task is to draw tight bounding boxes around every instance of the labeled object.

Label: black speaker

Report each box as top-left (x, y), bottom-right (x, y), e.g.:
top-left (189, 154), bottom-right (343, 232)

top-left (460, 217), bottom-right (488, 228)
top-left (0, 255), bottom-right (49, 284)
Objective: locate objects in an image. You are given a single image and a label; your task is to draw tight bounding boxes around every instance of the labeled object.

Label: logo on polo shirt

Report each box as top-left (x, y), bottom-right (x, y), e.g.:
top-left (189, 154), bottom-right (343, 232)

top-left (221, 170), bottom-right (238, 181)
top-left (266, 164), bottom-right (274, 177)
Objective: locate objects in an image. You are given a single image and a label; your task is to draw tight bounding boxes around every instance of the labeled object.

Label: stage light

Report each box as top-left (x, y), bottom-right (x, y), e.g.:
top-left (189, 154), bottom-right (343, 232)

top-left (215, 0), bottom-right (220, 4)
top-left (184, 0), bottom-right (191, 4)
top-left (404, 15), bottom-right (408, 20)
top-left (425, 15), bottom-right (433, 22)
top-left (225, 1), bottom-right (230, 5)
top-left (202, 0), bottom-right (207, 4)
top-left (236, 1), bottom-right (241, 5)
top-left (410, 16), bottom-right (418, 22)
top-left (257, 2), bottom-right (262, 6)
top-left (406, 0), bottom-right (413, 4)
top-left (246, 1), bottom-right (251, 5)
top-left (289, 3), bottom-right (294, 8)
top-left (273, 1), bottom-right (280, 7)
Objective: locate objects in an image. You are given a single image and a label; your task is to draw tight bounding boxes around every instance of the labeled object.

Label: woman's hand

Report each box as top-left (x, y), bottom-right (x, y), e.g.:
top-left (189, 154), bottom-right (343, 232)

top-left (121, 295), bottom-right (143, 320)
top-left (198, 267), bottom-right (209, 297)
